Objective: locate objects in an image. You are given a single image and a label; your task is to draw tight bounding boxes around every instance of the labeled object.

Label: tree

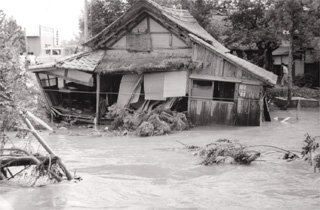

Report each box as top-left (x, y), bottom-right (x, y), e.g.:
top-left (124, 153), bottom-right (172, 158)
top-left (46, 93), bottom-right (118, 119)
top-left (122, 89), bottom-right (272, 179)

top-left (223, 0), bottom-right (277, 70)
top-left (0, 10), bottom-right (44, 130)
top-left (268, 0), bottom-right (320, 105)
top-left (79, 0), bottom-right (128, 41)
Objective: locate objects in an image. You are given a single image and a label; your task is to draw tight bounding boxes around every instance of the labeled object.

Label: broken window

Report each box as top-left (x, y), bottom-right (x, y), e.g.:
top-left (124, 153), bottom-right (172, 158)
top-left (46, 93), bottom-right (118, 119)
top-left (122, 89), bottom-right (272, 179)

top-left (238, 84), bottom-right (260, 99)
top-left (38, 73), bottom-right (57, 87)
top-left (213, 81), bottom-right (235, 102)
top-left (190, 80), bottom-right (235, 102)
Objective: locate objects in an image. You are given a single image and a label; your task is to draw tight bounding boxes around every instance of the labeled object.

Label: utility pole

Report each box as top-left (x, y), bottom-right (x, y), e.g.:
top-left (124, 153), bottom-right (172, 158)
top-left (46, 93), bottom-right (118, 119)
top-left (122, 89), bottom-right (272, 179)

top-left (84, 0), bottom-right (89, 43)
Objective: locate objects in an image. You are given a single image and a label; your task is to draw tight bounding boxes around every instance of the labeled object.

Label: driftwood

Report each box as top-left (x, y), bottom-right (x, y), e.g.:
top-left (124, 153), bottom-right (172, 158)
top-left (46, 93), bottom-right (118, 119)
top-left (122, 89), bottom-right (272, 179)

top-left (0, 109), bottom-right (74, 183)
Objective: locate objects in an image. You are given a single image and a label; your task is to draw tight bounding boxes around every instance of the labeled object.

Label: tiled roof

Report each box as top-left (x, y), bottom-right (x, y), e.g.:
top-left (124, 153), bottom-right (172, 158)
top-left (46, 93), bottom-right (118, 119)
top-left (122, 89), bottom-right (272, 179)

top-left (189, 34), bottom-right (277, 86)
top-left (95, 51), bottom-right (192, 74)
top-left (29, 50), bottom-right (105, 72)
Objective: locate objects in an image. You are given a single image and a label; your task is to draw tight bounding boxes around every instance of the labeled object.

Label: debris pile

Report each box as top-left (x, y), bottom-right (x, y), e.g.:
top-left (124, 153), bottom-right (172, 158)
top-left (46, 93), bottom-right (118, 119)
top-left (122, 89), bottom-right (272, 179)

top-left (178, 139), bottom-right (261, 165)
top-left (178, 134), bottom-right (320, 173)
top-left (301, 133), bottom-right (320, 172)
top-left (106, 104), bottom-right (191, 136)
top-left (0, 110), bottom-right (75, 185)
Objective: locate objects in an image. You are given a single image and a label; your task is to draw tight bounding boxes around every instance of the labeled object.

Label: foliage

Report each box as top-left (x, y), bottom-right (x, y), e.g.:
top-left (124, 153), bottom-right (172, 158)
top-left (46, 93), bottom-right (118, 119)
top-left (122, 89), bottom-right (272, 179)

top-left (223, 0), bottom-right (277, 70)
top-left (0, 10), bottom-right (46, 131)
top-left (79, 0), bottom-right (128, 39)
top-left (301, 134), bottom-right (320, 172)
top-left (178, 139), bottom-right (261, 165)
top-left (268, 0), bottom-right (320, 50)
top-left (293, 73), bottom-right (319, 88)
top-left (106, 103), bottom-right (190, 136)
top-left (266, 86), bottom-right (320, 100)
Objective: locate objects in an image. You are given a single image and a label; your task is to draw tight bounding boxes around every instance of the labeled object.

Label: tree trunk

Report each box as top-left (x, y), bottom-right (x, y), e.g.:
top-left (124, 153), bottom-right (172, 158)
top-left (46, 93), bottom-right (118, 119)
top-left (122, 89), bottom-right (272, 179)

top-left (287, 35), bottom-right (293, 103)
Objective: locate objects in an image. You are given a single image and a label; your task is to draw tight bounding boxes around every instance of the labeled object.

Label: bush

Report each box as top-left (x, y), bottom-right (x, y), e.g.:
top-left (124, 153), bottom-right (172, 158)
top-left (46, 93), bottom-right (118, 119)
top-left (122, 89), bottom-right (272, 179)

top-left (267, 86), bottom-right (320, 100)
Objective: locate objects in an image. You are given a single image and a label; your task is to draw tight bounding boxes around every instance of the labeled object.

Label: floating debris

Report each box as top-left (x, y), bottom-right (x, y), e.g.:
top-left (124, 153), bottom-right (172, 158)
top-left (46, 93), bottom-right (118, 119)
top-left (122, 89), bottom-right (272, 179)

top-left (301, 134), bottom-right (320, 172)
top-left (177, 139), bottom-right (261, 165)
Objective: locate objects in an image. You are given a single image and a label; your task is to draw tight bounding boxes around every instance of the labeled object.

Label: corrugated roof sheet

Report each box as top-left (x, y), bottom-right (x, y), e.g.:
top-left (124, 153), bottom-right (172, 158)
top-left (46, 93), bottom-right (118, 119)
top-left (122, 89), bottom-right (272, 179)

top-left (189, 34), bottom-right (277, 86)
top-left (29, 50), bottom-right (105, 72)
top-left (95, 52), bottom-right (192, 74)
top-left (83, 0), bottom-right (229, 53)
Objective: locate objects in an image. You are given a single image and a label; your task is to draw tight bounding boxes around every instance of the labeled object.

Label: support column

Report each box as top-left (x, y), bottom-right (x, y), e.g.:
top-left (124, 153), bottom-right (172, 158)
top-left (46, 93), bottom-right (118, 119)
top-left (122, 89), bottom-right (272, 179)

top-left (95, 73), bottom-right (101, 125)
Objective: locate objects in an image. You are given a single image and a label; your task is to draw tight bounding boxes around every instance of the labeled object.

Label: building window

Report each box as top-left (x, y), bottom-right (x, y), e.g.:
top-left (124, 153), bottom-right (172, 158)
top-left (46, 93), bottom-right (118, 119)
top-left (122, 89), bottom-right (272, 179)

top-left (38, 73), bottom-right (57, 87)
top-left (191, 80), bottom-right (213, 100)
top-left (238, 84), bottom-right (260, 99)
top-left (213, 81), bottom-right (235, 102)
top-left (191, 80), bottom-right (235, 102)
top-left (52, 49), bottom-right (61, 55)
top-left (126, 33), bottom-right (152, 52)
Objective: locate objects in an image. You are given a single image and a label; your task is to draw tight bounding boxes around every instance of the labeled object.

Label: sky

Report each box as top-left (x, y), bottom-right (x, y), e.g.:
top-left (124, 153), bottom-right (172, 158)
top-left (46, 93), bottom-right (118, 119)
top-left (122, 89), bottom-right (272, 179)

top-left (0, 0), bottom-right (84, 41)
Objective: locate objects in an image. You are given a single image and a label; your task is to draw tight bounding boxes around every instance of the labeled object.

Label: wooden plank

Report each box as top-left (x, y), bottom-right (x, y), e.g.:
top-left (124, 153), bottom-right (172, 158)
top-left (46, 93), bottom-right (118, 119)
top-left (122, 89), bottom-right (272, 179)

top-left (35, 73), bottom-right (52, 108)
top-left (95, 74), bottom-right (101, 125)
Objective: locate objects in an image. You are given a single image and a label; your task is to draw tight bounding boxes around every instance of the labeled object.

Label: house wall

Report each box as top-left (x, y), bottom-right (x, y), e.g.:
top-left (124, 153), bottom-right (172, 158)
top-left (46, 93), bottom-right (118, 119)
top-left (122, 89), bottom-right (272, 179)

top-left (189, 43), bottom-right (263, 126)
top-left (26, 26), bottom-right (55, 56)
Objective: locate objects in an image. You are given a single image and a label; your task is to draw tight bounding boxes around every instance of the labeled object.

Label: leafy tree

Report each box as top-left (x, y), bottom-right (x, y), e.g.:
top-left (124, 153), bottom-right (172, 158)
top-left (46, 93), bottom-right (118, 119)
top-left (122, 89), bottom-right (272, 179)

top-left (79, 0), bottom-right (128, 40)
top-left (0, 10), bottom-right (45, 130)
top-left (268, 0), bottom-right (320, 104)
top-left (223, 0), bottom-right (277, 70)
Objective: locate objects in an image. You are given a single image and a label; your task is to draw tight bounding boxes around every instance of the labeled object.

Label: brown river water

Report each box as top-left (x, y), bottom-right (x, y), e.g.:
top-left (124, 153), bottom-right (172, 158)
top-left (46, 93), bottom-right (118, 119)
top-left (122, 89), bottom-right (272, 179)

top-left (1, 107), bottom-right (320, 210)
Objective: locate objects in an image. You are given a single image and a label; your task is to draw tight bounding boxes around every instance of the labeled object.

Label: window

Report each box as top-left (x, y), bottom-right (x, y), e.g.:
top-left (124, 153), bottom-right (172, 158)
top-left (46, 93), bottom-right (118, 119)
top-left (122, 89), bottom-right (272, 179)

top-left (38, 73), bottom-right (57, 87)
top-left (126, 33), bottom-right (152, 52)
top-left (190, 80), bottom-right (235, 102)
top-left (45, 50), bottom-right (51, 55)
top-left (191, 80), bottom-right (213, 100)
top-left (52, 49), bottom-right (61, 55)
top-left (213, 81), bottom-right (235, 102)
top-left (238, 84), bottom-right (260, 99)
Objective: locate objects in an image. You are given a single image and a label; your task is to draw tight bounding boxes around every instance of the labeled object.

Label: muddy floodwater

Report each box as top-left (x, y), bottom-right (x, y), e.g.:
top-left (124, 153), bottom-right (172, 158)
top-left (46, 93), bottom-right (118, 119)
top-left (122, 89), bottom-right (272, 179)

top-left (1, 107), bottom-right (320, 210)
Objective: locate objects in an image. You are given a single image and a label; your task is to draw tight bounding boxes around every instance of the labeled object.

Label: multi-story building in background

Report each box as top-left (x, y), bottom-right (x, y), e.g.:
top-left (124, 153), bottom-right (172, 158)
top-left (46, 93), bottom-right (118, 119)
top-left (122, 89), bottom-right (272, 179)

top-left (26, 25), bottom-right (55, 56)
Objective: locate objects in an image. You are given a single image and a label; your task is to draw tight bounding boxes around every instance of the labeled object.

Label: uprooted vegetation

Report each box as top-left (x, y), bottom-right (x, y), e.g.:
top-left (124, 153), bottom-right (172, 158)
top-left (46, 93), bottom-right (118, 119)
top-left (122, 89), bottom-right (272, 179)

top-left (106, 104), bottom-right (191, 137)
top-left (0, 110), bottom-right (77, 186)
top-left (177, 134), bottom-right (320, 172)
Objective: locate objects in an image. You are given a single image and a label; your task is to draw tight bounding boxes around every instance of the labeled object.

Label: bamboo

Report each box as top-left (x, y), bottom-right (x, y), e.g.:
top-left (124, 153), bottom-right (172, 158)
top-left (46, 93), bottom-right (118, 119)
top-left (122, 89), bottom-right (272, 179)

top-left (19, 110), bottom-right (73, 180)
top-left (26, 111), bottom-right (53, 132)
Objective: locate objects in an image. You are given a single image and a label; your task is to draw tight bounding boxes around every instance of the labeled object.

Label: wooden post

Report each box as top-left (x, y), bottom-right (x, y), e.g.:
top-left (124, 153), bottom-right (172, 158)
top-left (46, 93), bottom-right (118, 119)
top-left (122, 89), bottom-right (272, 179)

top-left (19, 111), bottom-right (73, 180)
top-left (35, 73), bottom-right (52, 110)
top-left (95, 73), bottom-right (101, 126)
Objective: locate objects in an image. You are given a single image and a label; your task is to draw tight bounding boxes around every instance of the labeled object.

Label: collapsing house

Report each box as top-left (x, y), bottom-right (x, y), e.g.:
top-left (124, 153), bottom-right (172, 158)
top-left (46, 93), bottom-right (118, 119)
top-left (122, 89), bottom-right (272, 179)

top-left (28, 0), bottom-right (277, 126)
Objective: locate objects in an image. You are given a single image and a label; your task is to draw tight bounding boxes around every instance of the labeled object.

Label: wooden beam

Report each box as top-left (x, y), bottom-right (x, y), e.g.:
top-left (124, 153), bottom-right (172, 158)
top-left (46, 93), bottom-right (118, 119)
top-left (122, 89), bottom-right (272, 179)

top-left (44, 71), bottom-right (94, 87)
top-left (94, 11), bottom-right (148, 49)
top-left (103, 13), bottom-right (149, 48)
top-left (35, 73), bottom-right (52, 108)
top-left (19, 110), bottom-right (73, 180)
top-left (95, 74), bottom-right (101, 125)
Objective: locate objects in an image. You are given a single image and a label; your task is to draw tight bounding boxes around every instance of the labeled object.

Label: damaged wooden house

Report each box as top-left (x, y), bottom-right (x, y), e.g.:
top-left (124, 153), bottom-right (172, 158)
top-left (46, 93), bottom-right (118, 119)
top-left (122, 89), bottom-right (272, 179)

top-left (28, 0), bottom-right (277, 126)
